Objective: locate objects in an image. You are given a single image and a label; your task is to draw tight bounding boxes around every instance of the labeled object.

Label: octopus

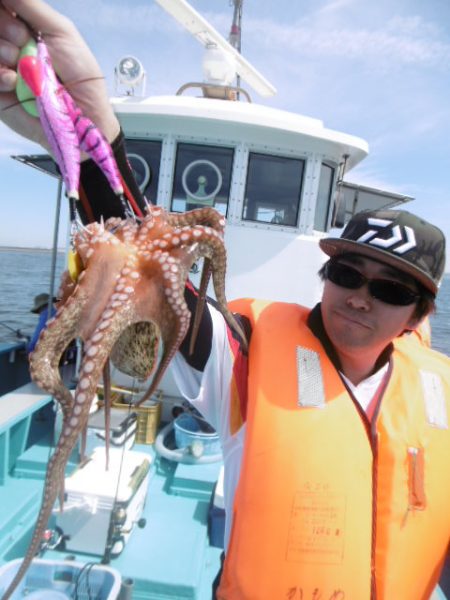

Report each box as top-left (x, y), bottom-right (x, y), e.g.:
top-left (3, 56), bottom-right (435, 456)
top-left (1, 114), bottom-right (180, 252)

top-left (2, 204), bottom-right (247, 600)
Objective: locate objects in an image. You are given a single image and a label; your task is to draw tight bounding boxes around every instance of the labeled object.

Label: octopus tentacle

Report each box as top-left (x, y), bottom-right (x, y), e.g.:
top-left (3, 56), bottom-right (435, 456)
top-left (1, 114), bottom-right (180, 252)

top-left (29, 286), bottom-right (89, 422)
top-left (194, 237), bottom-right (248, 350)
top-left (167, 207), bottom-right (226, 235)
top-left (27, 297), bottom-right (82, 510)
top-left (136, 248), bottom-right (193, 404)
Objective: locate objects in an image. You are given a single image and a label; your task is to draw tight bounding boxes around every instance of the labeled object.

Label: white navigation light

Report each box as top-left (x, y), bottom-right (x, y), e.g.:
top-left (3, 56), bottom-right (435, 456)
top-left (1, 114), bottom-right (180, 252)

top-left (114, 56), bottom-right (146, 96)
top-left (202, 43), bottom-right (236, 86)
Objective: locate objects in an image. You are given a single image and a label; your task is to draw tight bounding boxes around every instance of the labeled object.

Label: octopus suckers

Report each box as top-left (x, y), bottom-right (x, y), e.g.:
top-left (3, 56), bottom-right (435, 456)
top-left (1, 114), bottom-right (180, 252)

top-left (79, 378), bottom-right (90, 390)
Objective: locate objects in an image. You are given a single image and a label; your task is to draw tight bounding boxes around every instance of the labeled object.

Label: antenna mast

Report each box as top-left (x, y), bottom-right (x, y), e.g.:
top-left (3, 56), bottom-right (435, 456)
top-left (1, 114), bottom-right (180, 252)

top-left (229, 0), bottom-right (243, 92)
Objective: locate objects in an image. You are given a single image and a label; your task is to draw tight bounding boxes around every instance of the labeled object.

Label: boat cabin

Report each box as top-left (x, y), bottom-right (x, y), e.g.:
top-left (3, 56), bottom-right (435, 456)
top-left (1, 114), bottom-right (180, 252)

top-left (14, 91), bottom-right (412, 308)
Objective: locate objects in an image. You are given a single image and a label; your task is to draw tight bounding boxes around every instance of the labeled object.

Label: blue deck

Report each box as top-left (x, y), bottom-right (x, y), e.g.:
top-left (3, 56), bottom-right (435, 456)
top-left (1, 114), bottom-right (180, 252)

top-left (0, 382), bottom-right (223, 599)
top-left (0, 364), bottom-right (448, 599)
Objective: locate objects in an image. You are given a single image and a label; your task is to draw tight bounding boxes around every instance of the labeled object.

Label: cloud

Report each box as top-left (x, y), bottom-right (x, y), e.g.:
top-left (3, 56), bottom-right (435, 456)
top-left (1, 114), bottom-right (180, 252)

top-left (54, 0), bottom-right (193, 36)
top-left (317, 0), bottom-right (357, 17)
top-left (245, 14), bottom-right (450, 73)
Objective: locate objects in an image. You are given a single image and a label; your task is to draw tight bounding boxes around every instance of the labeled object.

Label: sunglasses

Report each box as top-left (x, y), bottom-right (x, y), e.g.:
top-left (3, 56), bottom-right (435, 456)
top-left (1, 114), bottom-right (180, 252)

top-left (325, 261), bottom-right (420, 306)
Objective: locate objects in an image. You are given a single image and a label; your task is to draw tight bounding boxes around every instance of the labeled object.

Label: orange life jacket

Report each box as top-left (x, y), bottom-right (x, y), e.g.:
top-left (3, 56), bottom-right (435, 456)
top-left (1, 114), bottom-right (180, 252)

top-left (218, 300), bottom-right (450, 600)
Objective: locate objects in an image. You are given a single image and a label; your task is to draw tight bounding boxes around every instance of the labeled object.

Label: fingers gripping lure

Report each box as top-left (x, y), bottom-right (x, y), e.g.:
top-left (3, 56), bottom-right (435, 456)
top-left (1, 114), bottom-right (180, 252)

top-left (17, 36), bottom-right (134, 229)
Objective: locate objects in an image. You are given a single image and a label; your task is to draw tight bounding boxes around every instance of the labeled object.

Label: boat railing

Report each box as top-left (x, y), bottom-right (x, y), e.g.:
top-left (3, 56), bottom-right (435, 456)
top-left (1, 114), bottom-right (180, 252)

top-left (176, 81), bottom-right (252, 102)
top-left (0, 382), bottom-right (53, 486)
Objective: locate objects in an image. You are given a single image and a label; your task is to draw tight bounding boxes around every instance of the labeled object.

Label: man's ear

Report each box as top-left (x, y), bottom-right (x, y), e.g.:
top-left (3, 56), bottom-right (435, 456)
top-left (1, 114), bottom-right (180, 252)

top-left (406, 315), bottom-right (422, 331)
top-left (406, 316), bottom-right (432, 348)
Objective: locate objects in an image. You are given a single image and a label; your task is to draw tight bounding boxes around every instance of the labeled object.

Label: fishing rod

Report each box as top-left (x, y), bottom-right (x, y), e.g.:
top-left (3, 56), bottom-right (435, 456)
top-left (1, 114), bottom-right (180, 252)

top-left (0, 321), bottom-right (31, 341)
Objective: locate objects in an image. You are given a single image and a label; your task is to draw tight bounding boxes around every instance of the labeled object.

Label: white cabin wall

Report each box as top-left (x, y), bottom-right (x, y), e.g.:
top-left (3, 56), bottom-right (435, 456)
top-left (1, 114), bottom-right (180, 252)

top-left (156, 134), bottom-right (177, 210)
top-left (299, 154), bottom-right (320, 235)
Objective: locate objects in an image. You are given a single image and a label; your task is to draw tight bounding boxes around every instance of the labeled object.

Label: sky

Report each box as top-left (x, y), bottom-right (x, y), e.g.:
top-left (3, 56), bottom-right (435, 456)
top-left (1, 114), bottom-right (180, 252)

top-left (1, 0), bottom-right (449, 270)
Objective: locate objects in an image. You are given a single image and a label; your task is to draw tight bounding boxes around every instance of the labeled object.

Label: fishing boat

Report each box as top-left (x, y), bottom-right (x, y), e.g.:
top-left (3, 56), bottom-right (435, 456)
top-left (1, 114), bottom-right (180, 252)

top-left (0, 0), bottom-right (448, 598)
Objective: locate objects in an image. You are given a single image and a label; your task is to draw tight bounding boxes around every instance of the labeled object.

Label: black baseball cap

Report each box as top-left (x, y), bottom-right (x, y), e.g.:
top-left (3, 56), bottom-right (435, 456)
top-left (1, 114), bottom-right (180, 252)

top-left (320, 209), bottom-right (446, 295)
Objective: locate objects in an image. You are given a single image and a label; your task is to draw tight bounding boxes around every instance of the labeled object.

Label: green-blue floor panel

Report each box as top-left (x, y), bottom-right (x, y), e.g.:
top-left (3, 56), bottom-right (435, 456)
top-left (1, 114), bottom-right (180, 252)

top-left (0, 477), bottom-right (42, 559)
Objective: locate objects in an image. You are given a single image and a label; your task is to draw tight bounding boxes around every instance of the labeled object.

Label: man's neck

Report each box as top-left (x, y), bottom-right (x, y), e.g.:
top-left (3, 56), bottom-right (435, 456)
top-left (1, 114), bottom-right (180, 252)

top-left (338, 353), bottom-right (381, 386)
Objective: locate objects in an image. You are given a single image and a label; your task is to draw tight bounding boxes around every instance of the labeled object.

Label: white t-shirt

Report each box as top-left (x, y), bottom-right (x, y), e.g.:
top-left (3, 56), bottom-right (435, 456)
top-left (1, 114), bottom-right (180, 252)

top-left (172, 303), bottom-right (389, 550)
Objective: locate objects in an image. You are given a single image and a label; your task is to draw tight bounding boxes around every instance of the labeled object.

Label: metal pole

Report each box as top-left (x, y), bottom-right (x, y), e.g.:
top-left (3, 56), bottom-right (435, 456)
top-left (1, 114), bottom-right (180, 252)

top-left (47, 177), bottom-right (63, 316)
top-left (229, 0), bottom-right (243, 96)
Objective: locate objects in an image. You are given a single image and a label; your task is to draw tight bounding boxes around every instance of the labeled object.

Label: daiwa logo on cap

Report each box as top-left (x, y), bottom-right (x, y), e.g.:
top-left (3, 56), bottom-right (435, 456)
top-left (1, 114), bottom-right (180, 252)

top-left (319, 209), bottom-right (446, 295)
top-left (356, 218), bottom-right (417, 255)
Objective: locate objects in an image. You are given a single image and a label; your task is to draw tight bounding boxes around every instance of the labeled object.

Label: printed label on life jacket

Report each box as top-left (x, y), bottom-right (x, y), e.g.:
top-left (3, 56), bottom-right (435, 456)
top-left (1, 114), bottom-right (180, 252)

top-left (296, 347), bottom-right (326, 408)
top-left (286, 487), bottom-right (346, 564)
top-left (420, 370), bottom-right (448, 429)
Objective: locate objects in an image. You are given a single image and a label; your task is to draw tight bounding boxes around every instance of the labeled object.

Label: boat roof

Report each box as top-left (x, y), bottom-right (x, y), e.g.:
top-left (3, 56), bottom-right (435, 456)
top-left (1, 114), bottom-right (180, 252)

top-left (111, 94), bottom-right (369, 171)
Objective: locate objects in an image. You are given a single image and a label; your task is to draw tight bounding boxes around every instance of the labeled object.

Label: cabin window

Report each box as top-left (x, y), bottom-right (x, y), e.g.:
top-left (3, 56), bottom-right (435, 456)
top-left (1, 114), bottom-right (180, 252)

top-left (314, 163), bottom-right (335, 232)
top-left (125, 139), bottom-right (162, 203)
top-left (171, 143), bottom-right (234, 216)
top-left (243, 153), bottom-right (304, 226)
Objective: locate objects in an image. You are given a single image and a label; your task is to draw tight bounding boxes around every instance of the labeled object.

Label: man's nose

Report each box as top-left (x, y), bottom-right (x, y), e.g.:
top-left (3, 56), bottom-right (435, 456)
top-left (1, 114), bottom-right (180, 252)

top-left (345, 285), bottom-right (372, 311)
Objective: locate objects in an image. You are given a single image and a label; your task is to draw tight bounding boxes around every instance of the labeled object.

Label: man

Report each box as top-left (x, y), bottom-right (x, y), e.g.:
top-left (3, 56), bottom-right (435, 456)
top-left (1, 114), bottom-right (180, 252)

top-left (28, 292), bottom-right (56, 353)
top-left (172, 209), bottom-right (450, 599)
top-left (1, 3), bottom-right (449, 598)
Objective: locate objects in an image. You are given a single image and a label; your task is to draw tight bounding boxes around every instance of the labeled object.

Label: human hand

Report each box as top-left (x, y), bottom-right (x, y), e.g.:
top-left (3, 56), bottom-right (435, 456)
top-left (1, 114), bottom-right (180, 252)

top-left (0, 0), bottom-right (119, 150)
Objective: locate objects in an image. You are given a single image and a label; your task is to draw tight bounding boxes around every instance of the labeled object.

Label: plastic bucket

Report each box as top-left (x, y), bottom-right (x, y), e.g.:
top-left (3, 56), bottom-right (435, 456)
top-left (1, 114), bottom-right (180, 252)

top-left (174, 414), bottom-right (220, 456)
top-left (0, 558), bottom-right (121, 600)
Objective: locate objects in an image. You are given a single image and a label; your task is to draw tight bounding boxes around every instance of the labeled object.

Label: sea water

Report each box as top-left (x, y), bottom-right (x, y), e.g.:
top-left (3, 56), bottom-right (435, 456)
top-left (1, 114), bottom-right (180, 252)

top-left (0, 246), bottom-right (449, 356)
top-left (0, 247), bottom-right (66, 341)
